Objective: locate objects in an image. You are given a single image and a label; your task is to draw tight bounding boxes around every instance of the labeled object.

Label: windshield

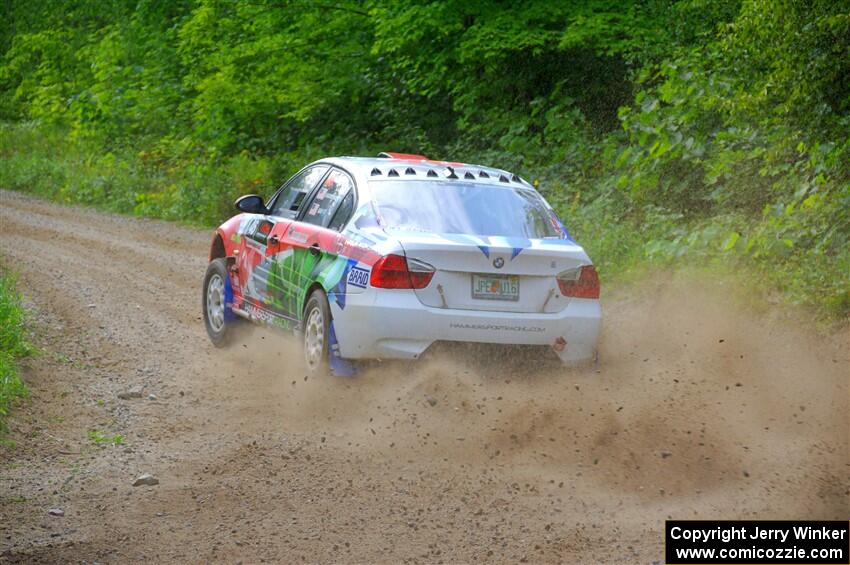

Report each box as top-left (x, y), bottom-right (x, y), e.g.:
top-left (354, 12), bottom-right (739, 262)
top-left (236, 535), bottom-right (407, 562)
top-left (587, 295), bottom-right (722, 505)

top-left (369, 181), bottom-right (560, 239)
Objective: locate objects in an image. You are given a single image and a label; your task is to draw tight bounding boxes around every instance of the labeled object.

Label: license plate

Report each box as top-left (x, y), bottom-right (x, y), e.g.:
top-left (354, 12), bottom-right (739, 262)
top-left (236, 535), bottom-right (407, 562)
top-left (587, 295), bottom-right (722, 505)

top-left (471, 274), bottom-right (519, 301)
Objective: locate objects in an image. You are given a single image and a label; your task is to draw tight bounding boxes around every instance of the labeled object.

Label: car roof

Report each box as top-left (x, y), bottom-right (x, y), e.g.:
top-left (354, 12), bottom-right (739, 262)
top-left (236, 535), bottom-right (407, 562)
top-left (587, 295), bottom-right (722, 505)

top-left (315, 154), bottom-right (534, 190)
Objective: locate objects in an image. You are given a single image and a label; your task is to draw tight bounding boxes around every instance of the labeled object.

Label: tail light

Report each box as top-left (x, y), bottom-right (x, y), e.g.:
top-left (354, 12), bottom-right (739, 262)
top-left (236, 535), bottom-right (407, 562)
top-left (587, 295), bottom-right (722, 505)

top-left (370, 254), bottom-right (435, 289)
top-left (557, 265), bottom-right (600, 299)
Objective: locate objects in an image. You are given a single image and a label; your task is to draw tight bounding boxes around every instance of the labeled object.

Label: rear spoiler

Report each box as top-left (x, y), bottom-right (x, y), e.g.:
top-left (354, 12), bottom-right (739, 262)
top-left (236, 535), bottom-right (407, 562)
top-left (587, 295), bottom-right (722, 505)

top-left (377, 152), bottom-right (428, 161)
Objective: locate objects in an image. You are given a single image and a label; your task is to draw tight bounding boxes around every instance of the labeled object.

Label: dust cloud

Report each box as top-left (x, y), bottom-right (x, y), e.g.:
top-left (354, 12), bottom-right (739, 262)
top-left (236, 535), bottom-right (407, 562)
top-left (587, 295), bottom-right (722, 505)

top-left (218, 274), bottom-right (849, 521)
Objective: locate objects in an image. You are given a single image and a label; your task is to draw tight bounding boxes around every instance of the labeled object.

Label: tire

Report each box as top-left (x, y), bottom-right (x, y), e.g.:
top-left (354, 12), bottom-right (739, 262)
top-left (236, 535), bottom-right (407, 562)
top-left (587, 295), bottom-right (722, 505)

top-left (302, 289), bottom-right (331, 375)
top-left (202, 258), bottom-right (235, 347)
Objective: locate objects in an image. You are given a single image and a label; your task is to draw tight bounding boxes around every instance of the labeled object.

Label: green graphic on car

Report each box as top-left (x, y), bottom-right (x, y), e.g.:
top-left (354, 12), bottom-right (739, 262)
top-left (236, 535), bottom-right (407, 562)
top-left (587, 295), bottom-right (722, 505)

top-left (263, 246), bottom-right (350, 324)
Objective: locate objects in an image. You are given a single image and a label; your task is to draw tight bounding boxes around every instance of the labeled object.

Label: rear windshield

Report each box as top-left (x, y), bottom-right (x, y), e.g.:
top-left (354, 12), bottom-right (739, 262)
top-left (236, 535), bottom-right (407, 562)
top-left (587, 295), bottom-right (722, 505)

top-left (369, 180), bottom-right (560, 239)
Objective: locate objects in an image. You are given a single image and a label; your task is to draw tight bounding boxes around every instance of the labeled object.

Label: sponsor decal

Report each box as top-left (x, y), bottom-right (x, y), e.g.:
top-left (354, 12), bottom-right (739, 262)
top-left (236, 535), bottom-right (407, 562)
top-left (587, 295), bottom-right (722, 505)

top-left (550, 214), bottom-right (572, 240)
top-left (329, 258), bottom-right (360, 310)
top-left (347, 266), bottom-right (370, 288)
top-left (247, 303), bottom-right (274, 323)
top-left (449, 322), bottom-right (545, 333)
top-left (341, 238), bottom-right (376, 262)
top-left (288, 229), bottom-right (308, 244)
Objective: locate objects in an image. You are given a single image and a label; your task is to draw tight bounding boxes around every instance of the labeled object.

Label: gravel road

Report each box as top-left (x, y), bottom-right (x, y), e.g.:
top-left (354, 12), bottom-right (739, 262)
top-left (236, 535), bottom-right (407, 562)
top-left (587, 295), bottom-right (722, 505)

top-left (1, 189), bottom-right (847, 563)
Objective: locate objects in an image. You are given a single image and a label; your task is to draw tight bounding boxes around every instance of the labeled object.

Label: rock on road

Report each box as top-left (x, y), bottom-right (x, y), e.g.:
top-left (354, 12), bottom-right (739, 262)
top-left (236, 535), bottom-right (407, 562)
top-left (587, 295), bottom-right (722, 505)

top-left (0, 189), bottom-right (847, 563)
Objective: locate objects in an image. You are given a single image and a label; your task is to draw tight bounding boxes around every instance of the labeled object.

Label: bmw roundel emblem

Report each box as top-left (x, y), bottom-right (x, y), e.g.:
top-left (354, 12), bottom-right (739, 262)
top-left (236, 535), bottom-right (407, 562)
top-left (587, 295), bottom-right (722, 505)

top-left (493, 257), bottom-right (505, 269)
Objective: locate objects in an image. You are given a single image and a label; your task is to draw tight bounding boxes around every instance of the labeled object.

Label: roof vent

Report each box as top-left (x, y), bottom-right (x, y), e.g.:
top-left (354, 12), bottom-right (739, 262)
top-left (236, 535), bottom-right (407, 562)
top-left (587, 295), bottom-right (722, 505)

top-left (444, 166), bottom-right (458, 179)
top-left (405, 167), bottom-right (416, 175)
top-left (499, 174), bottom-right (510, 183)
top-left (511, 174), bottom-right (521, 183)
top-left (388, 168), bottom-right (399, 177)
top-left (464, 171), bottom-right (475, 180)
top-left (427, 169), bottom-right (438, 178)
top-left (478, 170), bottom-right (490, 178)
top-left (370, 168), bottom-right (382, 176)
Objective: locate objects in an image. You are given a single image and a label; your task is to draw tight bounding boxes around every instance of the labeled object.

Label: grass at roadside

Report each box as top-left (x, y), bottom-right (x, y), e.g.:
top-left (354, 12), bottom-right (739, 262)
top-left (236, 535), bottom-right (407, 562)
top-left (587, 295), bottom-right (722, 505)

top-left (566, 195), bottom-right (850, 322)
top-left (0, 270), bottom-right (32, 432)
top-left (0, 122), bottom-right (272, 227)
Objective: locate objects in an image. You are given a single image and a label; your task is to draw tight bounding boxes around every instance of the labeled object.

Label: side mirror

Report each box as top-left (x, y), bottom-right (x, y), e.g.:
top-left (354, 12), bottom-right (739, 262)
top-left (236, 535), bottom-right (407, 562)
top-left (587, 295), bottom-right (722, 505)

top-left (235, 194), bottom-right (269, 215)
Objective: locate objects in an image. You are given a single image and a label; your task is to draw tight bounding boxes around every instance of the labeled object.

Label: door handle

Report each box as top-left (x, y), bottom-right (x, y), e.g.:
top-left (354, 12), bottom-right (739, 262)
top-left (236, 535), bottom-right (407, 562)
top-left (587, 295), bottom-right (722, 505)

top-left (309, 243), bottom-right (321, 256)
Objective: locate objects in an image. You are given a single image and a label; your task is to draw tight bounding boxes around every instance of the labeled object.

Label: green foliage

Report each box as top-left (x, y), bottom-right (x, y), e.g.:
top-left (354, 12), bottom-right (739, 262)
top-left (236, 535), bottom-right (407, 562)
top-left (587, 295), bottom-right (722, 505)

top-left (0, 272), bottom-right (32, 431)
top-left (0, 0), bottom-right (847, 318)
top-left (87, 429), bottom-right (124, 446)
top-left (609, 0), bottom-right (850, 316)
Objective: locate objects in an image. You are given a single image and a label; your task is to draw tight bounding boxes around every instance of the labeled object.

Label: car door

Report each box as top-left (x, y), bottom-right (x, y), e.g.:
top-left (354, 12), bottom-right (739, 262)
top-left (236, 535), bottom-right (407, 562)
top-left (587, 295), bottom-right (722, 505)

top-left (238, 164), bottom-right (329, 321)
top-left (274, 168), bottom-right (356, 321)
top-left (235, 215), bottom-right (276, 310)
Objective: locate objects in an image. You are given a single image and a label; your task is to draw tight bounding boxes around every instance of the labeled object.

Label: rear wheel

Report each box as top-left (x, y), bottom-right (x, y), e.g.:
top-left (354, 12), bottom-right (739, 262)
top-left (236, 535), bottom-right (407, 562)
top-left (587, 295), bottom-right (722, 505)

top-left (303, 290), bottom-right (331, 375)
top-left (203, 258), bottom-right (235, 347)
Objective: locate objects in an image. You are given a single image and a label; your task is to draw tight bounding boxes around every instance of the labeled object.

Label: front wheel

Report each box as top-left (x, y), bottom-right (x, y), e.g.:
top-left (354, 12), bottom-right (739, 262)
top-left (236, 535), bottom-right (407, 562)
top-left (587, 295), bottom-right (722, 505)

top-left (203, 258), bottom-right (236, 347)
top-left (303, 290), bottom-right (331, 374)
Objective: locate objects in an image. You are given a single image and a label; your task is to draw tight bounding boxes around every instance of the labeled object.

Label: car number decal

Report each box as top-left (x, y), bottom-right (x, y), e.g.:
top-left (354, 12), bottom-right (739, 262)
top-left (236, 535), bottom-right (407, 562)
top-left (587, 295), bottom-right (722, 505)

top-left (347, 266), bottom-right (370, 288)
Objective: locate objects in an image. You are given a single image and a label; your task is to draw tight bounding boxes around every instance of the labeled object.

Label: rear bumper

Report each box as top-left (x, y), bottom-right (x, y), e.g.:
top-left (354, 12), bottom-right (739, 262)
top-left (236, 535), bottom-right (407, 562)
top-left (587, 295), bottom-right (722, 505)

top-left (330, 290), bottom-right (601, 364)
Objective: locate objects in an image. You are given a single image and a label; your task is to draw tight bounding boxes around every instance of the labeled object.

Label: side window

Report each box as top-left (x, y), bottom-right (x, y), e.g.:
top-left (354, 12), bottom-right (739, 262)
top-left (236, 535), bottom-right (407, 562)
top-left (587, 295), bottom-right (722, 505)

top-left (269, 165), bottom-right (329, 218)
top-left (301, 170), bottom-right (354, 228)
top-left (327, 190), bottom-right (355, 231)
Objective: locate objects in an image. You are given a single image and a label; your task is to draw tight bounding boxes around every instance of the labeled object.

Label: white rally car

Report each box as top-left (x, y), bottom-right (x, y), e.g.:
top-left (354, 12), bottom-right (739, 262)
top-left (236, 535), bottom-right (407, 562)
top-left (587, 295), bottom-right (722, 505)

top-left (203, 152), bottom-right (601, 375)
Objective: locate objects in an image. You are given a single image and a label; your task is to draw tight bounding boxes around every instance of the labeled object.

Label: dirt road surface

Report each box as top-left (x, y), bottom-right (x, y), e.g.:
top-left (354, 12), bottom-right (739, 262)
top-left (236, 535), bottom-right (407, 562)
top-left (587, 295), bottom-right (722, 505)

top-left (1, 189), bottom-right (847, 563)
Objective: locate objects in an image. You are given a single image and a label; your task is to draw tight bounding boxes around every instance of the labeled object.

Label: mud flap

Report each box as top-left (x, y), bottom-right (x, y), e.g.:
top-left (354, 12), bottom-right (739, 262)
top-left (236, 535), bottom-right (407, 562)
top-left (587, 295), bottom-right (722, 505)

top-left (223, 272), bottom-right (237, 323)
top-left (328, 320), bottom-right (357, 377)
